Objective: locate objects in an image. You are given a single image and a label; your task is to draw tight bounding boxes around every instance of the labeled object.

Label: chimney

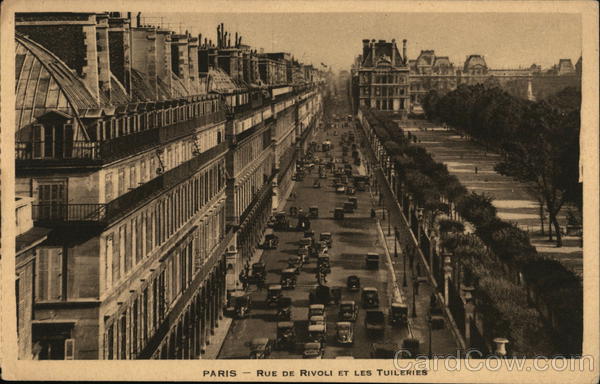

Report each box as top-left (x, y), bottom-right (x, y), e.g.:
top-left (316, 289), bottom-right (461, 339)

top-left (188, 36), bottom-right (200, 94)
top-left (371, 39), bottom-right (376, 63)
top-left (391, 38), bottom-right (396, 66)
top-left (131, 25), bottom-right (159, 100)
top-left (95, 13), bottom-right (112, 101)
top-left (171, 33), bottom-right (190, 91)
top-left (108, 14), bottom-right (132, 95)
top-left (156, 29), bottom-right (173, 97)
top-left (16, 13), bottom-right (101, 103)
top-left (362, 39), bottom-right (370, 60)
top-left (217, 24), bottom-right (221, 48)
top-left (403, 39), bottom-right (407, 64)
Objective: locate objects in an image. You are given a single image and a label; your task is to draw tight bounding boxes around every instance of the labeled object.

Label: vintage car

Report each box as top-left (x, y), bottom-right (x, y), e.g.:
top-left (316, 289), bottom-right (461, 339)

top-left (251, 262), bottom-right (266, 284)
top-left (262, 232), bottom-right (279, 249)
top-left (299, 237), bottom-right (312, 247)
top-left (274, 211), bottom-right (292, 231)
top-left (338, 300), bottom-right (359, 322)
top-left (347, 275), bottom-right (360, 291)
top-left (336, 322), bottom-right (354, 345)
top-left (366, 252), bottom-right (380, 269)
top-left (280, 269), bottom-right (297, 290)
top-left (288, 256), bottom-right (303, 274)
top-left (277, 296), bottom-right (293, 321)
top-left (365, 310), bottom-right (385, 336)
top-left (309, 285), bottom-right (333, 306)
top-left (361, 287), bottom-right (380, 308)
top-left (319, 232), bottom-right (333, 248)
top-left (309, 304), bottom-right (326, 318)
top-left (348, 197), bottom-right (358, 210)
top-left (234, 294), bottom-right (252, 319)
top-left (249, 338), bottom-right (273, 359)
top-left (309, 315), bottom-right (327, 333)
top-left (266, 284), bottom-right (283, 307)
top-left (390, 302), bottom-right (409, 327)
top-left (303, 342), bottom-right (324, 359)
top-left (276, 322), bottom-right (296, 350)
top-left (336, 185), bottom-right (346, 194)
top-left (343, 201), bottom-right (354, 213)
top-left (317, 255), bottom-right (331, 274)
top-left (307, 325), bottom-right (326, 345)
top-left (334, 207), bottom-right (344, 220)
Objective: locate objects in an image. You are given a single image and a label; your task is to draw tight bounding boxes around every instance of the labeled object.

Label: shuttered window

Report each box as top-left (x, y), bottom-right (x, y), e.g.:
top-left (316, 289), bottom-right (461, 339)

top-left (35, 247), bottom-right (63, 301)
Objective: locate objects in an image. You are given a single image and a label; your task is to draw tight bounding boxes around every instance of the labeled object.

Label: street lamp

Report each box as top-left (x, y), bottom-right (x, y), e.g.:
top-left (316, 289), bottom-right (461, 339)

top-left (394, 227), bottom-right (398, 259)
top-left (427, 311), bottom-right (433, 358)
top-left (411, 276), bottom-right (417, 318)
top-left (387, 208), bottom-right (391, 236)
top-left (402, 244), bottom-right (407, 287)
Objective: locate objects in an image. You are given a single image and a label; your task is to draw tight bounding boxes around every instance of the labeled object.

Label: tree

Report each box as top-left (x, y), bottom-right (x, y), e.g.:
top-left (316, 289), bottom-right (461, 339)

top-left (495, 102), bottom-right (580, 247)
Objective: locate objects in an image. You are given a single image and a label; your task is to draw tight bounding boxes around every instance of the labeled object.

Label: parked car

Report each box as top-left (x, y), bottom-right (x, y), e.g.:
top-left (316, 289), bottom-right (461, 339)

top-left (319, 232), bottom-right (333, 248)
top-left (338, 300), bottom-right (359, 322)
top-left (303, 342), bottom-right (324, 359)
top-left (249, 338), bottom-right (273, 359)
top-left (365, 310), bottom-right (385, 336)
top-left (362, 287), bottom-right (379, 308)
top-left (347, 275), bottom-right (360, 291)
top-left (336, 322), bottom-right (354, 345)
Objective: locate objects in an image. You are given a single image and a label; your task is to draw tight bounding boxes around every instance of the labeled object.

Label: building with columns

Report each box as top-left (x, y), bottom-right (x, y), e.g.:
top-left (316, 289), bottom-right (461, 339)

top-left (13, 12), bottom-right (325, 360)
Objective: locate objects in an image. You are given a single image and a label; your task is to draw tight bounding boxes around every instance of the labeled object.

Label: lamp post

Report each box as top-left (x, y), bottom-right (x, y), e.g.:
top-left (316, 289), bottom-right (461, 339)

top-left (387, 208), bottom-right (391, 236)
top-left (411, 276), bottom-right (417, 318)
top-left (427, 311), bottom-right (433, 358)
top-left (394, 227), bottom-right (398, 259)
top-left (402, 243), bottom-right (407, 287)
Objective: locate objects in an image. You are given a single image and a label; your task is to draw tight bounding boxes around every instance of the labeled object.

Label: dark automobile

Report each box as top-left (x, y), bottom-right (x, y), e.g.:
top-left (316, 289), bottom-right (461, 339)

top-left (249, 338), bottom-right (273, 359)
top-left (266, 284), bottom-right (283, 307)
top-left (347, 275), bottom-right (360, 291)
top-left (362, 287), bottom-right (379, 308)
top-left (390, 302), bottom-right (408, 327)
top-left (276, 322), bottom-right (296, 350)
top-left (277, 296), bottom-right (293, 321)
top-left (338, 300), bottom-right (358, 322)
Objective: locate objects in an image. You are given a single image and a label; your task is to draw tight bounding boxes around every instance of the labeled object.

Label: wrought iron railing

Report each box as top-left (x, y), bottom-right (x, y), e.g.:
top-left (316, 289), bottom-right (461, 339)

top-left (16, 111), bottom-right (226, 163)
top-left (32, 203), bottom-right (107, 223)
top-left (105, 142), bottom-right (228, 222)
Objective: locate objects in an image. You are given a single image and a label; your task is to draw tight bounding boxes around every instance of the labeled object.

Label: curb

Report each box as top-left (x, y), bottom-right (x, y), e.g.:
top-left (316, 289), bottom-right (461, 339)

top-left (374, 218), bottom-right (415, 339)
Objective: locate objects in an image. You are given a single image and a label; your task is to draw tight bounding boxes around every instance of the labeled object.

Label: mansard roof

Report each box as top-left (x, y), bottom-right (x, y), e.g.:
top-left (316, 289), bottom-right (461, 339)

top-left (361, 41), bottom-right (404, 68)
top-left (463, 55), bottom-right (487, 71)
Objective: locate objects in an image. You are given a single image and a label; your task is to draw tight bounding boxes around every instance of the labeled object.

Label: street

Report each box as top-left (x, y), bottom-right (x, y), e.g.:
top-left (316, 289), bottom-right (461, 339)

top-left (218, 95), bottom-right (411, 359)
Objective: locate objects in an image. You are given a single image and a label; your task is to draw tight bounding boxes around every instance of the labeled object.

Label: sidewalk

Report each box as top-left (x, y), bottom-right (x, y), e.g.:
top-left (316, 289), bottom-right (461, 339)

top-left (206, 244), bottom-right (266, 359)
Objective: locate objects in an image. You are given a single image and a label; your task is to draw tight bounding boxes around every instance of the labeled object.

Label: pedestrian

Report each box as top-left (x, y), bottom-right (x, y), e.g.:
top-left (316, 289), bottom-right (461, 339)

top-left (475, 166), bottom-right (478, 174)
top-left (370, 208), bottom-right (376, 218)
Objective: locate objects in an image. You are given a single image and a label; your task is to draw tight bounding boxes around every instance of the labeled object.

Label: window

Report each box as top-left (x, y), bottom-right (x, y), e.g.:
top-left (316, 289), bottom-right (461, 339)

top-left (105, 235), bottom-right (114, 290)
top-left (105, 322), bottom-right (114, 359)
top-left (37, 181), bottom-right (67, 220)
top-left (119, 314), bottom-right (127, 359)
top-left (129, 165), bottom-right (137, 190)
top-left (36, 247), bottom-right (63, 301)
top-left (105, 172), bottom-right (114, 201)
top-left (118, 168), bottom-right (126, 195)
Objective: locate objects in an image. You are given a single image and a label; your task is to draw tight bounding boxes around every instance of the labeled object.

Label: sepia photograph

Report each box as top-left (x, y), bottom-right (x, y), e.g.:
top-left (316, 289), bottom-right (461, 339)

top-left (0, 0), bottom-right (598, 382)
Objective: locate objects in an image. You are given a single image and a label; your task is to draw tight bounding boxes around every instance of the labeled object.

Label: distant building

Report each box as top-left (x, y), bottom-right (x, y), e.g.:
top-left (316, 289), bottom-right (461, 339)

top-left (355, 39), bottom-right (411, 116)
top-left (352, 39), bottom-right (582, 112)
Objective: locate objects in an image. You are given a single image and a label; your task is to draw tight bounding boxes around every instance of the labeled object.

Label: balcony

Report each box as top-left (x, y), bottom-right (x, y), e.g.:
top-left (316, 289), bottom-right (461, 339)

top-left (31, 142), bottom-right (228, 226)
top-left (105, 141), bottom-right (228, 223)
top-left (16, 110), bottom-right (226, 165)
top-left (32, 203), bottom-right (107, 224)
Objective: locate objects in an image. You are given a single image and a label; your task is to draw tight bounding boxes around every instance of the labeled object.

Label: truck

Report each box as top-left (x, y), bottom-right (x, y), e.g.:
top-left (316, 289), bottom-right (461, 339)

top-left (364, 310), bottom-right (385, 336)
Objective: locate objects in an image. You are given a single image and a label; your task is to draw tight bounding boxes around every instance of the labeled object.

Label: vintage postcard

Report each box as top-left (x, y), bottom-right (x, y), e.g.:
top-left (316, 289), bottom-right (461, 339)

top-left (0, 0), bottom-right (598, 382)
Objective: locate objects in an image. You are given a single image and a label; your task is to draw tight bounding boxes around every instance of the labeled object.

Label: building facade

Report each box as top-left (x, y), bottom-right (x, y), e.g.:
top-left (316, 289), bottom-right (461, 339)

top-left (351, 39), bottom-right (582, 114)
top-left (355, 39), bottom-right (411, 116)
top-left (14, 12), bottom-right (325, 360)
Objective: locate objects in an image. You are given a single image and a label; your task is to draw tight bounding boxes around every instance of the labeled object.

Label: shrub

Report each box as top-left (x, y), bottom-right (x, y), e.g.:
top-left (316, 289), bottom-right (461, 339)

top-left (457, 192), bottom-right (497, 227)
top-left (438, 219), bottom-right (465, 234)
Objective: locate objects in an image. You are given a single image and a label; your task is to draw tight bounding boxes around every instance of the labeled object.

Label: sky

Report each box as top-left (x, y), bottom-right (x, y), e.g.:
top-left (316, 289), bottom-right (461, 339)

top-left (142, 12), bottom-right (582, 72)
